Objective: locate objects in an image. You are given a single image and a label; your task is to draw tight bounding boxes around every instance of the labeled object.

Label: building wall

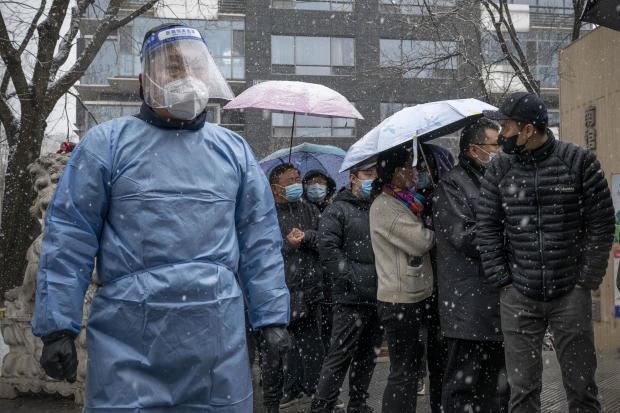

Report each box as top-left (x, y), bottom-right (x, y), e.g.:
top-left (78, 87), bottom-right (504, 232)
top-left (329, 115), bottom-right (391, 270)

top-left (74, 1), bottom-right (579, 161)
top-left (559, 26), bottom-right (620, 351)
top-left (244, 0), bottom-right (482, 158)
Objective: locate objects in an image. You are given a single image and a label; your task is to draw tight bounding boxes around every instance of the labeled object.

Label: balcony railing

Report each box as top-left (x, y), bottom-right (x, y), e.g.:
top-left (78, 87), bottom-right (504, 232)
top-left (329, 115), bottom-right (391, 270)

top-left (219, 0), bottom-right (245, 14)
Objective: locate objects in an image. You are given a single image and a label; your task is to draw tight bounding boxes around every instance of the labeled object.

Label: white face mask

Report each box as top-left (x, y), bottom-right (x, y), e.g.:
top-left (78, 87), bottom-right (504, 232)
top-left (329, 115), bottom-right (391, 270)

top-left (161, 77), bottom-right (210, 120)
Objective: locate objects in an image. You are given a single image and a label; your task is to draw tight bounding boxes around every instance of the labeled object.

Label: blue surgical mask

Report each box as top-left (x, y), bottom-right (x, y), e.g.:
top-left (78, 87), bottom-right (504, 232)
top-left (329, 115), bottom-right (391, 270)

top-left (476, 145), bottom-right (498, 166)
top-left (360, 180), bottom-right (373, 199)
top-left (306, 183), bottom-right (327, 203)
top-left (481, 152), bottom-right (498, 165)
top-left (416, 172), bottom-right (432, 191)
top-left (283, 183), bottom-right (303, 201)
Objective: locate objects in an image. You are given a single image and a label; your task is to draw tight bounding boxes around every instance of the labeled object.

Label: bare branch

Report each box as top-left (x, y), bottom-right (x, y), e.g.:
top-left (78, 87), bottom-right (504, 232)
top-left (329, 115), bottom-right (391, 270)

top-left (480, 0), bottom-right (537, 94)
top-left (499, 0), bottom-right (539, 93)
top-left (65, 88), bottom-right (99, 127)
top-left (572, 0), bottom-right (586, 41)
top-left (0, 10), bottom-right (31, 102)
top-left (50, 0), bottom-right (95, 81)
top-left (47, 0), bottom-right (160, 106)
top-left (112, 0), bottom-right (161, 29)
top-left (0, 95), bottom-right (18, 142)
top-left (31, 0), bottom-right (71, 109)
top-left (0, 0), bottom-right (47, 98)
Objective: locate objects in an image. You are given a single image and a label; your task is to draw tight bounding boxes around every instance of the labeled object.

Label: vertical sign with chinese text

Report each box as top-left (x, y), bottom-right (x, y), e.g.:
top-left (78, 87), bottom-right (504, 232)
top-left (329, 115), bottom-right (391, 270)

top-left (611, 174), bottom-right (620, 317)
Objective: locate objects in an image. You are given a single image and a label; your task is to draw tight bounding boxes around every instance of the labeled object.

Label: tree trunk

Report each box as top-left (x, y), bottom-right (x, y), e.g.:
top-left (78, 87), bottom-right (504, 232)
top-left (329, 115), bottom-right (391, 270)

top-left (0, 129), bottom-right (44, 298)
top-left (572, 15), bottom-right (582, 41)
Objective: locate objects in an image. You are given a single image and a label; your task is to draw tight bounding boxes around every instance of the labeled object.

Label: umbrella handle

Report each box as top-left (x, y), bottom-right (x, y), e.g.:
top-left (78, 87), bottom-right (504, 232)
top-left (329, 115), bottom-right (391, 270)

top-left (418, 144), bottom-right (436, 187)
top-left (288, 112), bottom-right (296, 163)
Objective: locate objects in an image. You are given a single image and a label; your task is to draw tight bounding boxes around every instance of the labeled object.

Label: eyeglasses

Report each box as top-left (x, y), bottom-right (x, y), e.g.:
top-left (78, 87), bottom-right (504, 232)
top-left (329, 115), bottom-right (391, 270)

top-left (472, 143), bottom-right (500, 147)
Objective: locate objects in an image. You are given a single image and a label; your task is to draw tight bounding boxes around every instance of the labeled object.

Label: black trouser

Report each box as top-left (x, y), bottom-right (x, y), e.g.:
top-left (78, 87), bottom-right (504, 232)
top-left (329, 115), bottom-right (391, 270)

top-left (378, 301), bottom-right (426, 413)
top-left (319, 302), bottom-right (334, 356)
top-left (283, 307), bottom-right (325, 397)
top-left (311, 304), bottom-right (383, 412)
top-left (500, 286), bottom-right (600, 413)
top-left (417, 326), bottom-right (427, 381)
top-left (421, 292), bottom-right (447, 413)
top-left (442, 338), bottom-right (509, 413)
top-left (260, 330), bottom-right (284, 408)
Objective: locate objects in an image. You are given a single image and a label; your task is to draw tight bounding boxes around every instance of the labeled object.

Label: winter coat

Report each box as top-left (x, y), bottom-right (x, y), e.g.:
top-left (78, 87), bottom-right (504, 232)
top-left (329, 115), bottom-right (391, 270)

top-left (434, 155), bottom-right (503, 341)
top-left (477, 131), bottom-right (615, 301)
top-left (32, 105), bottom-right (289, 412)
top-left (319, 188), bottom-right (377, 306)
top-left (303, 169), bottom-right (337, 213)
top-left (370, 193), bottom-right (435, 304)
top-left (302, 170), bottom-right (336, 304)
top-left (423, 143), bottom-right (456, 181)
top-left (419, 143), bottom-right (456, 288)
top-left (275, 199), bottom-right (323, 320)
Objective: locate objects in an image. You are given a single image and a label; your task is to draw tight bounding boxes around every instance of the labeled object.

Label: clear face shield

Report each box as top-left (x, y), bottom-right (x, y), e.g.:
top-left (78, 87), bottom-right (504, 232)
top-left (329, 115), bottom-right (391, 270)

top-left (141, 26), bottom-right (234, 120)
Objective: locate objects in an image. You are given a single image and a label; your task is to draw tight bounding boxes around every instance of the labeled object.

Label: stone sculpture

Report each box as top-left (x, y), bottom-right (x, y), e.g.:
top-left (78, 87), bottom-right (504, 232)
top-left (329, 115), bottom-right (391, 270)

top-left (0, 152), bottom-right (94, 404)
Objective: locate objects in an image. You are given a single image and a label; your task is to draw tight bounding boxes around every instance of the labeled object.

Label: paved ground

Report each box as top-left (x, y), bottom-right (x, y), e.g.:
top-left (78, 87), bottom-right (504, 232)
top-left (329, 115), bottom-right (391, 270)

top-left (2, 350), bottom-right (620, 412)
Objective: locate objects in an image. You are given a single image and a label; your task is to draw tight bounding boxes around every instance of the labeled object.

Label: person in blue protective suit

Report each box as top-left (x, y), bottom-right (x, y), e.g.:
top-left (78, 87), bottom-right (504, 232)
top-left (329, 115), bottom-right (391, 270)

top-left (31, 23), bottom-right (291, 413)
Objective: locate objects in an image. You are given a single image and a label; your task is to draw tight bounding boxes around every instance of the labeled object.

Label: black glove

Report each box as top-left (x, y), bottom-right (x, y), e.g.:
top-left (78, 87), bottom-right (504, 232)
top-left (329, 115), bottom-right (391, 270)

top-left (261, 325), bottom-right (292, 356)
top-left (40, 330), bottom-right (78, 383)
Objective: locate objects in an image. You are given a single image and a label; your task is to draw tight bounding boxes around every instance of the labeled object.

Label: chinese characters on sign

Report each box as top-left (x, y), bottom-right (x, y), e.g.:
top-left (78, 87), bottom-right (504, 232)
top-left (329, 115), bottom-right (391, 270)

top-left (612, 174), bottom-right (620, 318)
top-left (585, 105), bottom-right (596, 150)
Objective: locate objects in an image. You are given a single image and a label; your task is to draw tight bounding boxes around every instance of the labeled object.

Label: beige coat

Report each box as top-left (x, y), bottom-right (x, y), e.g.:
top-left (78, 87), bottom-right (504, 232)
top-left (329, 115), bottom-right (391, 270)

top-left (370, 192), bottom-right (435, 304)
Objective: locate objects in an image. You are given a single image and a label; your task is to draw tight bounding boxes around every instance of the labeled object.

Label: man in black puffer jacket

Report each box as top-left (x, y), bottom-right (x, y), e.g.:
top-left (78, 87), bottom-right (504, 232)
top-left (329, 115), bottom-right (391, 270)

top-left (478, 92), bottom-right (615, 413)
top-left (311, 160), bottom-right (382, 413)
top-left (268, 163), bottom-right (324, 411)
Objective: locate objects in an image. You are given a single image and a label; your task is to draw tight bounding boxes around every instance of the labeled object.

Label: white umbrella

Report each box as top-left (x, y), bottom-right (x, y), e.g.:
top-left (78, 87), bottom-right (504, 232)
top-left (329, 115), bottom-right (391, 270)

top-left (339, 98), bottom-right (498, 172)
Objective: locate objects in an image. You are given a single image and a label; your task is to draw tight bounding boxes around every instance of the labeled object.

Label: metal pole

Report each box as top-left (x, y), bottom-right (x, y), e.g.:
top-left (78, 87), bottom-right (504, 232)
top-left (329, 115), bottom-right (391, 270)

top-left (288, 112), bottom-right (296, 163)
top-left (418, 142), bottom-right (436, 187)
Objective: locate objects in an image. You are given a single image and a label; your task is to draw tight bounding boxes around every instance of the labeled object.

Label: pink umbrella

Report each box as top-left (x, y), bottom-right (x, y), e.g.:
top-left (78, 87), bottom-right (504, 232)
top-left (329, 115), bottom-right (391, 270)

top-left (223, 80), bottom-right (363, 118)
top-left (223, 80), bottom-right (363, 161)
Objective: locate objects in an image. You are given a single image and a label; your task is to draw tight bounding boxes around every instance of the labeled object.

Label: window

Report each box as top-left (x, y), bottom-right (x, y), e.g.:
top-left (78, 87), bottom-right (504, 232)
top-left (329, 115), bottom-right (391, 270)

top-left (84, 103), bottom-right (141, 130)
top-left (380, 102), bottom-right (408, 121)
top-left (205, 21), bottom-right (246, 80)
top-left (272, 0), bottom-right (354, 11)
top-left (83, 103), bottom-right (221, 131)
top-left (379, 39), bottom-right (458, 79)
top-left (272, 113), bottom-right (356, 138)
top-left (481, 30), bottom-right (568, 89)
top-left (379, 0), bottom-right (455, 15)
top-left (547, 109), bottom-right (559, 127)
top-left (83, 18), bottom-right (245, 83)
top-left (154, 0), bottom-right (218, 20)
top-left (271, 35), bottom-right (355, 76)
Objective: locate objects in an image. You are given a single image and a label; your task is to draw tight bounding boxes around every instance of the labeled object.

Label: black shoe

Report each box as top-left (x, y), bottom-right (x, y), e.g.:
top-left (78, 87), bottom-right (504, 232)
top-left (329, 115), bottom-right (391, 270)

top-left (280, 392), bottom-right (302, 409)
top-left (298, 393), bottom-right (313, 406)
top-left (310, 398), bottom-right (343, 413)
top-left (266, 407), bottom-right (279, 413)
top-left (347, 404), bottom-right (374, 413)
top-left (417, 379), bottom-right (425, 395)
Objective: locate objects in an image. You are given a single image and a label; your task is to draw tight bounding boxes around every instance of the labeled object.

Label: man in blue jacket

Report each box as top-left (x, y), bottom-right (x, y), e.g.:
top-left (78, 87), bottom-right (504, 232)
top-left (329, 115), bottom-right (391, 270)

top-left (32, 23), bottom-right (290, 413)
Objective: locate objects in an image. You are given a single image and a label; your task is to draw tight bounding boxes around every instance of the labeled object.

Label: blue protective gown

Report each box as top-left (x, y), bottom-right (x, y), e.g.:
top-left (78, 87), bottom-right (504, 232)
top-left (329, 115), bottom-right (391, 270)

top-left (32, 112), bottom-right (290, 412)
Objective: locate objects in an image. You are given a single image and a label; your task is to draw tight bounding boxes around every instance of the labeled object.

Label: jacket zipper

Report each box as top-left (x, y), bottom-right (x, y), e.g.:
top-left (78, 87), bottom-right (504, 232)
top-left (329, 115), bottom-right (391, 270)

top-left (534, 163), bottom-right (546, 300)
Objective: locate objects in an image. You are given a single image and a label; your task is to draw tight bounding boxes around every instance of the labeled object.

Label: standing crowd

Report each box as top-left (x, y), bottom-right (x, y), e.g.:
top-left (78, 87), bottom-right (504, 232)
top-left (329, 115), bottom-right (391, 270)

top-left (30, 22), bottom-right (615, 413)
top-left (256, 92), bottom-right (615, 413)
